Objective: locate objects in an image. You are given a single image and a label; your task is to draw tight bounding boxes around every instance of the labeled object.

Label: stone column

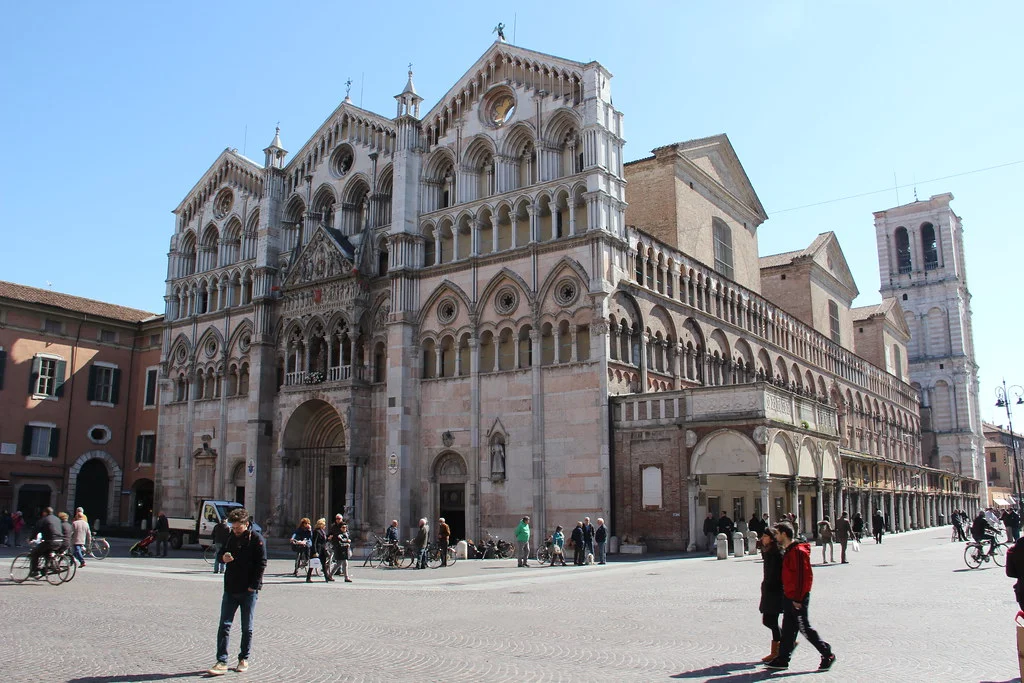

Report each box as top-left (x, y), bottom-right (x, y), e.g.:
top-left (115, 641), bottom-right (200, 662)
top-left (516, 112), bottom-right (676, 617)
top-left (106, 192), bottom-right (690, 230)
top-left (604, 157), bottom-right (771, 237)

top-left (815, 479), bottom-right (825, 529)
top-left (345, 462), bottom-right (355, 519)
top-left (687, 476), bottom-right (699, 552)
top-left (790, 478), bottom-right (800, 528)
top-left (887, 492), bottom-right (896, 532)
top-left (759, 473), bottom-right (771, 523)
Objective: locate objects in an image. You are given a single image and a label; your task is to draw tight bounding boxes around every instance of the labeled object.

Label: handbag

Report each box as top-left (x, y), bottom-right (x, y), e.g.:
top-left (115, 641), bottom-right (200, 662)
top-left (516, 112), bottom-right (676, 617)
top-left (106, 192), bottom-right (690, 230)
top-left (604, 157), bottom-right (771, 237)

top-left (851, 539), bottom-right (860, 553)
top-left (308, 557), bottom-right (322, 570)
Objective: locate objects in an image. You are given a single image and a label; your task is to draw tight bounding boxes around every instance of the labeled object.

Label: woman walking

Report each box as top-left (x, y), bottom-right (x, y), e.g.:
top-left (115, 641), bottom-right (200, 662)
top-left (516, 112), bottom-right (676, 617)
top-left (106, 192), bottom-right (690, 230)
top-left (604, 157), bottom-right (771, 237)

top-left (549, 526), bottom-right (567, 566)
top-left (71, 509), bottom-right (91, 568)
top-left (335, 523), bottom-right (353, 582)
top-left (852, 512), bottom-right (864, 541)
top-left (758, 527), bottom-right (785, 663)
top-left (290, 518), bottom-right (312, 577)
top-left (306, 518), bottom-right (333, 583)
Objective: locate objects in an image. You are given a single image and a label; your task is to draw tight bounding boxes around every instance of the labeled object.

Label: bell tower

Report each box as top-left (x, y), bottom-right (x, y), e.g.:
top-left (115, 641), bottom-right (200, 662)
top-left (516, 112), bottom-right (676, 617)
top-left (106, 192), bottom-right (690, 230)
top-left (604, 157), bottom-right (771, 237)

top-left (874, 193), bottom-right (985, 501)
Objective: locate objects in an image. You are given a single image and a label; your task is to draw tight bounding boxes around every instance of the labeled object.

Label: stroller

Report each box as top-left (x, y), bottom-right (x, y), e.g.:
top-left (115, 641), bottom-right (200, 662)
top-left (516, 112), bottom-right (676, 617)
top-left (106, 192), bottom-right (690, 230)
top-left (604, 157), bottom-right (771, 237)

top-left (130, 530), bottom-right (157, 556)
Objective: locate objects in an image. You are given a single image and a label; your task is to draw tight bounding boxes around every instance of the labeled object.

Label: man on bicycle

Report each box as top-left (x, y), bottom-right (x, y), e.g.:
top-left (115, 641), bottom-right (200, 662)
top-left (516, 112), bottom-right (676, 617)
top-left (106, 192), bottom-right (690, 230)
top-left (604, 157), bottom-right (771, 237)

top-left (29, 507), bottom-right (63, 578)
top-left (971, 510), bottom-right (999, 555)
top-left (384, 520), bottom-right (400, 566)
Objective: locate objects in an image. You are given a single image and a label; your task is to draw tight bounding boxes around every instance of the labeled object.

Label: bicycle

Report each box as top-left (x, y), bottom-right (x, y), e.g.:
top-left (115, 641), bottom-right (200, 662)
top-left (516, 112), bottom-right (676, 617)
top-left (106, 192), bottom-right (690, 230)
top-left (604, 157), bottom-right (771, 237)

top-left (88, 535), bottom-right (111, 560)
top-left (10, 546), bottom-right (73, 585)
top-left (964, 538), bottom-right (1008, 569)
top-left (203, 545), bottom-right (218, 565)
top-left (290, 540), bottom-right (310, 576)
top-left (424, 542), bottom-right (457, 568)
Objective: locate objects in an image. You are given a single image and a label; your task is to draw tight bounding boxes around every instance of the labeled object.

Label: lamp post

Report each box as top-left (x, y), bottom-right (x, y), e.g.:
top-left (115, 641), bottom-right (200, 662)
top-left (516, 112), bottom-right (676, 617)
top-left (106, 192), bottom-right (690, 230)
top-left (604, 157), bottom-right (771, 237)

top-left (994, 380), bottom-right (1024, 513)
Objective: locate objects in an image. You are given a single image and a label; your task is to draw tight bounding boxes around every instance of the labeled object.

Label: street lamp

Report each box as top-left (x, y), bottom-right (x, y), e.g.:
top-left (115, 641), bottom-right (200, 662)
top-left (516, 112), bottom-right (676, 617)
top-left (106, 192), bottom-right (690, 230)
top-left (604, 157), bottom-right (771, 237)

top-left (994, 380), bottom-right (1024, 512)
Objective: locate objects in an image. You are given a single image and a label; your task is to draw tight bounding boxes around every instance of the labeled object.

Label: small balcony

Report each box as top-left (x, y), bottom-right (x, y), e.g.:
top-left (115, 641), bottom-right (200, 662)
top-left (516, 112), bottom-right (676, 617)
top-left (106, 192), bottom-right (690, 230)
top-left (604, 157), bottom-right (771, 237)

top-left (284, 365), bottom-right (369, 388)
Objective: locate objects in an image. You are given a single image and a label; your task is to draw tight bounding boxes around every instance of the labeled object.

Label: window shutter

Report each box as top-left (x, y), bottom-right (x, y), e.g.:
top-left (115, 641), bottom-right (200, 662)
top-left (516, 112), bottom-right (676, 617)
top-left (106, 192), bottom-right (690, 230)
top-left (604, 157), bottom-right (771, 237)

top-left (136, 435), bottom-right (144, 464)
top-left (110, 368), bottom-right (121, 405)
top-left (48, 428), bottom-right (60, 458)
top-left (0, 349), bottom-right (6, 389)
top-left (86, 365), bottom-right (97, 401)
top-left (29, 357), bottom-right (41, 395)
top-left (22, 425), bottom-right (32, 455)
top-left (54, 360), bottom-right (67, 397)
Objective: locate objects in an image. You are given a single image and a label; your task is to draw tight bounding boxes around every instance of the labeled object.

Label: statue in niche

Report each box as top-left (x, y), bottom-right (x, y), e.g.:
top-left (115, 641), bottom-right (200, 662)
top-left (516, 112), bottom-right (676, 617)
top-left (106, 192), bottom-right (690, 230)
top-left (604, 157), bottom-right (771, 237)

top-left (490, 440), bottom-right (506, 479)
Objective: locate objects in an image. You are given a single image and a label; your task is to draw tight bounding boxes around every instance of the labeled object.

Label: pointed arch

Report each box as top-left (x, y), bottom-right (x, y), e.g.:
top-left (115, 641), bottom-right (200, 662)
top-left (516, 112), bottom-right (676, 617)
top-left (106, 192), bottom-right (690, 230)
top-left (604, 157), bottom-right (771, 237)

top-left (417, 280), bottom-right (475, 329)
top-left (537, 256), bottom-right (590, 306)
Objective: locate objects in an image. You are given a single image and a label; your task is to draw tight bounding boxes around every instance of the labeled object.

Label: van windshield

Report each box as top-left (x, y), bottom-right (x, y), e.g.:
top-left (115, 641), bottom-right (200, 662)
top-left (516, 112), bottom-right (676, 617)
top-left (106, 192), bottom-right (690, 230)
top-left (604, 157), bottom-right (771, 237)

top-left (216, 504), bottom-right (240, 520)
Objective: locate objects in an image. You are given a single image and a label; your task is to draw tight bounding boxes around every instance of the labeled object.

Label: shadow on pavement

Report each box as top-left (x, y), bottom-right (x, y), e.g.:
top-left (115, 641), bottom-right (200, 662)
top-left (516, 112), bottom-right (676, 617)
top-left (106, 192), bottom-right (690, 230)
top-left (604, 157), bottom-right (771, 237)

top-left (68, 673), bottom-right (206, 682)
top-left (671, 662), bottom-right (803, 680)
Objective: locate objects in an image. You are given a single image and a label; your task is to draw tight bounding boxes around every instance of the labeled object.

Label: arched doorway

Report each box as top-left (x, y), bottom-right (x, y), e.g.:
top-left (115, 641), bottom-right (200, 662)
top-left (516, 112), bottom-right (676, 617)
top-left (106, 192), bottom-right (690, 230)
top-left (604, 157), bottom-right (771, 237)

top-left (432, 451), bottom-right (468, 542)
top-left (76, 459), bottom-right (110, 527)
top-left (232, 462), bottom-right (246, 504)
top-left (282, 399), bottom-right (351, 525)
top-left (132, 479), bottom-right (154, 528)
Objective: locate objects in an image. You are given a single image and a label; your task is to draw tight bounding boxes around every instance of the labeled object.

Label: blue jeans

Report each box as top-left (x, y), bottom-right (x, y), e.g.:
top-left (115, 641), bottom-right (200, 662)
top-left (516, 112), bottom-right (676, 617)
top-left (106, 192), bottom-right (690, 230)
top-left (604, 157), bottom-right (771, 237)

top-left (73, 544), bottom-right (86, 566)
top-left (216, 591), bottom-right (258, 663)
top-left (417, 547), bottom-right (428, 568)
top-left (596, 541), bottom-right (607, 563)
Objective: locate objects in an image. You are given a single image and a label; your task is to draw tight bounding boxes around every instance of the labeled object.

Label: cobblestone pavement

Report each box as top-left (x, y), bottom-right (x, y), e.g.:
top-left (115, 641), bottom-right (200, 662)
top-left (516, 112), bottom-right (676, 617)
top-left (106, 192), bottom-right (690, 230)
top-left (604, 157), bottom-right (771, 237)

top-left (2, 528), bottom-right (1020, 682)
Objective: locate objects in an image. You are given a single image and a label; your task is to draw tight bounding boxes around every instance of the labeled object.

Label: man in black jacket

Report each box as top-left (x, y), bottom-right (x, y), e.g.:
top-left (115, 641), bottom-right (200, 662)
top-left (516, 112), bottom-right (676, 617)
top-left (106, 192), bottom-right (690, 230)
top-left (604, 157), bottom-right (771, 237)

top-left (29, 507), bottom-right (62, 577)
top-left (328, 514), bottom-right (346, 576)
top-left (207, 508), bottom-right (267, 676)
top-left (595, 518), bottom-right (608, 564)
top-left (582, 517), bottom-right (596, 559)
top-left (703, 513), bottom-right (716, 554)
top-left (212, 519), bottom-right (230, 574)
top-left (571, 521), bottom-right (585, 566)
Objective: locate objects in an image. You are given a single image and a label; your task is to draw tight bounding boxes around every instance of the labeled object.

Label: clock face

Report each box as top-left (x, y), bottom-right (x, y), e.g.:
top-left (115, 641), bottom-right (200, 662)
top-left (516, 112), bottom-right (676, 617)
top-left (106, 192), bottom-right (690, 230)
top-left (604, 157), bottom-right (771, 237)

top-left (489, 95), bottom-right (516, 126)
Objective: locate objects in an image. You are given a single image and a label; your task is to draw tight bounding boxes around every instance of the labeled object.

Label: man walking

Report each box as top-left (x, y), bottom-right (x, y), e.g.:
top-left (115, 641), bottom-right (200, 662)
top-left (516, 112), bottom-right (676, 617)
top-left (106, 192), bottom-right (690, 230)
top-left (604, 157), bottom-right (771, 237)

top-left (328, 514), bottom-right (346, 576)
top-left (595, 518), bottom-right (608, 564)
top-left (1004, 508), bottom-right (1021, 543)
top-left (207, 508), bottom-right (266, 676)
top-left (212, 517), bottom-right (230, 574)
top-left (582, 517), bottom-right (595, 559)
top-left (515, 516), bottom-right (532, 567)
top-left (571, 521), bottom-right (585, 566)
top-left (155, 511), bottom-right (170, 557)
top-left (765, 521), bottom-right (836, 672)
top-left (28, 507), bottom-right (62, 578)
top-left (414, 518), bottom-right (429, 569)
top-left (834, 512), bottom-right (852, 564)
top-left (718, 511), bottom-right (735, 551)
top-left (703, 513), bottom-right (716, 554)
top-left (871, 509), bottom-right (885, 544)
top-left (437, 517), bottom-right (451, 567)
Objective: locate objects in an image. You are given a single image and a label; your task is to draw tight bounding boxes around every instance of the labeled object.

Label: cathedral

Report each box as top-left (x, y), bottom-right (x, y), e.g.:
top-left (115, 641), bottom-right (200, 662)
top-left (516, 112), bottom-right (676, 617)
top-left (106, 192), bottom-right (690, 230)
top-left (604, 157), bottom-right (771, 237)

top-left (155, 41), bottom-right (982, 549)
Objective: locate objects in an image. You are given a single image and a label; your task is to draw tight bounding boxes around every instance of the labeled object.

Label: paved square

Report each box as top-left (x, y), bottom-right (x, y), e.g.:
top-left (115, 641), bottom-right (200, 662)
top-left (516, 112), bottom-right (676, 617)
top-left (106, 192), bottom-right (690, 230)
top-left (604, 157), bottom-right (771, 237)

top-left (2, 528), bottom-right (1019, 682)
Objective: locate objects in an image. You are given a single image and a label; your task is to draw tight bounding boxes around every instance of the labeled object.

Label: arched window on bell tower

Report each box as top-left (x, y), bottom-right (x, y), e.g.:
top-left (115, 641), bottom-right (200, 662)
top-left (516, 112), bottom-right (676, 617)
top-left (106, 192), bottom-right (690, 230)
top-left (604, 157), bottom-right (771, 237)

top-left (894, 226), bottom-right (911, 274)
top-left (921, 222), bottom-right (939, 270)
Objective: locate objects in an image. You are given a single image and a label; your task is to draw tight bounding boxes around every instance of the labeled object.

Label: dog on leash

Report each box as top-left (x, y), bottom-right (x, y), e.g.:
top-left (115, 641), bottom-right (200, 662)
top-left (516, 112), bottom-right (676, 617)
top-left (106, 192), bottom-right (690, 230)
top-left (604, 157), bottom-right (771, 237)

top-left (585, 552), bottom-right (595, 565)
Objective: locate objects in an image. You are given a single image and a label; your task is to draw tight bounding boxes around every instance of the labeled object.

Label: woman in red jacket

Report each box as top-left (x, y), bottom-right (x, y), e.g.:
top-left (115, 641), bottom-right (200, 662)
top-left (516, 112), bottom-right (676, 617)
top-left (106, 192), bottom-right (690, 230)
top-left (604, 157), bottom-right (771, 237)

top-left (765, 521), bottom-right (836, 672)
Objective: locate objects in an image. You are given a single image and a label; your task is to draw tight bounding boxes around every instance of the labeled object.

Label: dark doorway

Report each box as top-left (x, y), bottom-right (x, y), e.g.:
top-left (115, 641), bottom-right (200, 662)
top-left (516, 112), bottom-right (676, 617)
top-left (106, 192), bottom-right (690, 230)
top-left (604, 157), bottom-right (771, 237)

top-left (133, 479), bottom-right (154, 528)
top-left (330, 466), bottom-right (347, 519)
top-left (17, 484), bottom-right (51, 526)
top-left (75, 459), bottom-right (110, 527)
top-left (235, 486), bottom-right (245, 505)
top-left (439, 483), bottom-right (465, 542)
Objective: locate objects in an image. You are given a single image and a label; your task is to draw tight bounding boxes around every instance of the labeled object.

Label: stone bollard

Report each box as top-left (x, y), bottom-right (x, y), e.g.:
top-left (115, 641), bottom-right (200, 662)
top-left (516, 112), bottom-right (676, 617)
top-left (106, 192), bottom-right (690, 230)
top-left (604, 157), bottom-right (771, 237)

top-left (716, 533), bottom-right (729, 559)
top-left (747, 530), bottom-right (759, 555)
top-left (455, 539), bottom-right (468, 560)
top-left (732, 531), bottom-right (745, 558)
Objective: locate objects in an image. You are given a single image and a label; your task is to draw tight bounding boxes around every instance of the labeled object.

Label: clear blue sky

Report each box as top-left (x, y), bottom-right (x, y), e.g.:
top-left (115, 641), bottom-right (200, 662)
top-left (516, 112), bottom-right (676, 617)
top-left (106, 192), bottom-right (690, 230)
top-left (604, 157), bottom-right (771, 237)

top-left (2, 1), bottom-right (1021, 424)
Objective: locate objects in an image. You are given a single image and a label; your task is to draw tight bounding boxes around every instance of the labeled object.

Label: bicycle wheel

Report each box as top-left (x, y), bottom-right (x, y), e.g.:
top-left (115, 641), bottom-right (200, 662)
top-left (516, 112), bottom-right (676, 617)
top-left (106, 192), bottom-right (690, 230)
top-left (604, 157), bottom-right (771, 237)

top-left (45, 557), bottom-right (64, 585)
top-left (427, 547), bottom-right (442, 569)
top-left (10, 553), bottom-right (32, 583)
top-left (58, 554), bottom-right (75, 583)
top-left (90, 539), bottom-right (110, 560)
top-left (963, 544), bottom-right (982, 569)
top-left (991, 543), bottom-right (1008, 567)
top-left (204, 545), bottom-right (217, 565)
top-left (446, 546), bottom-right (457, 566)
top-left (362, 545), bottom-right (380, 568)
top-left (398, 547), bottom-right (415, 568)
top-left (537, 547), bottom-right (551, 564)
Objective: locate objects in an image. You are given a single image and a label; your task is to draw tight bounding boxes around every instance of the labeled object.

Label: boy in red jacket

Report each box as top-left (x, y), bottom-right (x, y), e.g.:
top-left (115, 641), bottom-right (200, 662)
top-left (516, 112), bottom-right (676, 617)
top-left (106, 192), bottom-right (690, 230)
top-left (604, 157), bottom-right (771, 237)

top-left (765, 521), bottom-right (836, 672)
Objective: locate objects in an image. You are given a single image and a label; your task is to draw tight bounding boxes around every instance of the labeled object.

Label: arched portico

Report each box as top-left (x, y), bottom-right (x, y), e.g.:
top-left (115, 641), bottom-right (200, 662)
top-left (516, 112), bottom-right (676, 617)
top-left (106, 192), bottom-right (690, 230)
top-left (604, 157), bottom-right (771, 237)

top-left (67, 450), bottom-right (122, 527)
top-left (281, 399), bottom-right (365, 529)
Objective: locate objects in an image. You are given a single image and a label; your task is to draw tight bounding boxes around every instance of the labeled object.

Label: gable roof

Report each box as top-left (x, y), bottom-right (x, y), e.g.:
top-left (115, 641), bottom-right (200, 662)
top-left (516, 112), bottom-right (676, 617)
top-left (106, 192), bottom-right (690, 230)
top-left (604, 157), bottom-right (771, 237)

top-left (760, 231), bottom-right (859, 299)
top-left (0, 280), bottom-right (159, 324)
top-left (852, 298), bottom-right (911, 339)
top-left (282, 224), bottom-right (357, 288)
top-left (650, 134), bottom-right (768, 226)
top-left (173, 147), bottom-right (264, 214)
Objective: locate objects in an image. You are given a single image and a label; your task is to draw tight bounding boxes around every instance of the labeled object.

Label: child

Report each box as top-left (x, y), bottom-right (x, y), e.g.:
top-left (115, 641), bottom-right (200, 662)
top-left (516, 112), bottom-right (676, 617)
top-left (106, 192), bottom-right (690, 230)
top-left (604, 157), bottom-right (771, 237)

top-left (550, 526), bottom-right (567, 566)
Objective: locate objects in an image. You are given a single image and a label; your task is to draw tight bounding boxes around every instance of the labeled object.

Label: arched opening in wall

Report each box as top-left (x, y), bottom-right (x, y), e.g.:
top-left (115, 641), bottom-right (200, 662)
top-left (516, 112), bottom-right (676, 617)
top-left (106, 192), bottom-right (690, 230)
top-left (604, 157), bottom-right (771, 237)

top-left (307, 322), bottom-right (328, 375)
top-left (283, 196), bottom-right (305, 252)
top-left (242, 270), bottom-right (253, 305)
top-left (226, 364), bottom-right (239, 396)
top-left (457, 334), bottom-right (471, 377)
top-left (513, 199), bottom-right (531, 246)
top-left (373, 341), bottom-right (387, 383)
top-left (422, 151), bottom-right (455, 212)
top-left (178, 231), bottom-right (197, 277)
top-left (479, 331), bottom-right (496, 371)
top-left (553, 190), bottom-right (570, 239)
top-left (132, 478), bottom-right (154, 528)
top-left (281, 399), bottom-right (347, 526)
top-left (422, 339), bottom-right (437, 378)
top-left (576, 323), bottom-right (591, 361)
top-left (311, 185), bottom-right (337, 235)
top-left (75, 459), bottom-right (110, 528)
top-left (775, 357), bottom-right (789, 385)
top-left (497, 328), bottom-right (515, 371)
top-left (376, 164), bottom-right (393, 227)
top-left (242, 210), bottom-right (259, 261)
top-left (557, 320), bottom-right (572, 362)
top-left (540, 322), bottom-right (556, 365)
top-left (232, 461), bottom-right (246, 505)
top-left (438, 218), bottom-right (454, 264)
top-left (377, 238), bottom-right (389, 276)
top-left (433, 452), bottom-right (468, 542)
top-left (504, 124), bottom-right (535, 190)
top-left (439, 335), bottom-right (456, 378)
top-left (895, 227), bottom-right (911, 273)
top-left (463, 137), bottom-right (495, 202)
top-left (229, 273), bottom-right (241, 308)
top-left (537, 195), bottom-right (553, 241)
top-left (455, 215), bottom-right (473, 260)
top-left (518, 325), bottom-right (534, 368)
top-left (239, 362), bottom-right (250, 395)
top-left (341, 178), bottom-right (370, 235)
top-left (495, 204), bottom-right (513, 251)
top-left (478, 207), bottom-right (494, 256)
top-left (712, 218), bottom-right (734, 280)
top-left (200, 224), bottom-right (219, 272)
top-left (422, 224), bottom-right (437, 266)
top-left (572, 185), bottom-right (587, 234)
top-left (222, 218), bottom-right (242, 266)
top-left (921, 222), bottom-right (939, 270)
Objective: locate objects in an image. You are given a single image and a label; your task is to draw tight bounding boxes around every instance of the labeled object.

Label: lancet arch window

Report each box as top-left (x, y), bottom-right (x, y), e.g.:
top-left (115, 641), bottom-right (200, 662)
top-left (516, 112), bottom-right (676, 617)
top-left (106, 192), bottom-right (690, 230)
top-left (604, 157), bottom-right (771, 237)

top-left (894, 227), bottom-right (911, 274)
top-left (921, 222), bottom-right (938, 270)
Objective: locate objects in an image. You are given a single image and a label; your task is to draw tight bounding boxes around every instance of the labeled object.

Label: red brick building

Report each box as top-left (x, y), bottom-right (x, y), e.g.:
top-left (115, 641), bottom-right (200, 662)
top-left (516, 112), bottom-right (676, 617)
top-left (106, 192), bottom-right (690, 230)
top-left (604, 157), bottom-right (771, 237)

top-left (0, 281), bottom-right (162, 529)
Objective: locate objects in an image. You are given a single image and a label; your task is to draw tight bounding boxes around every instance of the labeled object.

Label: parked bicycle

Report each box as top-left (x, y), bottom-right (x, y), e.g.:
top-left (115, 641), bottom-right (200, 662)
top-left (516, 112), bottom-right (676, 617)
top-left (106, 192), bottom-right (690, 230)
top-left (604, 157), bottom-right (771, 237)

top-left (88, 535), bottom-right (111, 560)
top-left (425, 542), bottom-right (457, 568)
